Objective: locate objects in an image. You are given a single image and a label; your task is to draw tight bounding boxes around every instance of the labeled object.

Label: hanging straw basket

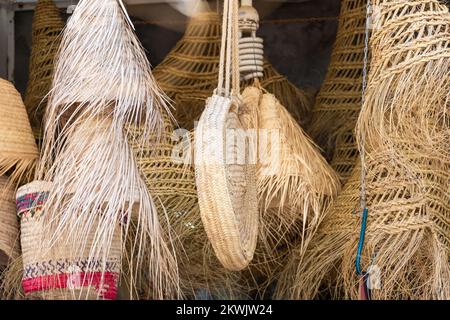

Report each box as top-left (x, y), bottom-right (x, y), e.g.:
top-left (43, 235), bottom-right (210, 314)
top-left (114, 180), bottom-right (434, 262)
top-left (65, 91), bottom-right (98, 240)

top-left (16, 180), bottom-right (122, 300)
top-left (195, 0), bottom-right (258, 271)
top-left (24, 0), bottom-right (64, 139)
top-left (0, 176), bottom-right (19, 266)
top-left (307, 0), bottom-right (367, 183)
top-left (0, 78), bottom-right (39, 183)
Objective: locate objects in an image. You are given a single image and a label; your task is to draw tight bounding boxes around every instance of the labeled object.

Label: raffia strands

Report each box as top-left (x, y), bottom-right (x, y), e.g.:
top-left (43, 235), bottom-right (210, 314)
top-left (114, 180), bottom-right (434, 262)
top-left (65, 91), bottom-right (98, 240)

top-left (307, 0), bottom-right (367, 183)
top-left (127, 112), bottom-right (243, 299)
top-left (0, 257), bottom-right (25, 300)
top-left (0, 79), bottom-right (39, 185)
top-left (38, 0), bottom-right (169, 174)
top-left (37, 0), bottom-right (179, 299)
top-left (24, 0), bottom-right (64, 139)
top-left (277, 0), bottom-right (450, 300)
top-left (0, 176), bottom-right (20, 267)
top-left (153, 10), bottom-right (312, 131)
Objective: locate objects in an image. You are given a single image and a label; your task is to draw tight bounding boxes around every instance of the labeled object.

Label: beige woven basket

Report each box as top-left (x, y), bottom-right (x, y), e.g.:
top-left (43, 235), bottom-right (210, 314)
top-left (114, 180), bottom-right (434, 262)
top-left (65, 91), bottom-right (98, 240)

top-left (0, 176), bottom-right (19, 266)
top-left (154, 10), bottom-right (312, 130)
top-left (0, 78), bottom-right (39, 183)
top-left (24, 0), bottom-right (64, 139)
top-left (307, 0), bottom-right (367, 183)
top-left (16, 180), bottom-right (122, 300)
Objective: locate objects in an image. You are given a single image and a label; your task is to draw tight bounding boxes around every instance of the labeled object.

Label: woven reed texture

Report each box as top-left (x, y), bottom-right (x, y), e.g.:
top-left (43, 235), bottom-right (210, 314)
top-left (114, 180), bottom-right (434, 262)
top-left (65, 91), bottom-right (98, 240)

top-left (277, 0), bottom-right (450, 300)
top-left (24, 0), bottom-right (64, 139)
top-left (0, 79), bottom-right (39, 183)
top-left (153, 11), bottom-right (312, 130)
top-left (307, 0), bottom-right (367, 183)
top-left (0, 176), bottom-right (19, 266)
top-left (17, 181), bottom-right (122, 300)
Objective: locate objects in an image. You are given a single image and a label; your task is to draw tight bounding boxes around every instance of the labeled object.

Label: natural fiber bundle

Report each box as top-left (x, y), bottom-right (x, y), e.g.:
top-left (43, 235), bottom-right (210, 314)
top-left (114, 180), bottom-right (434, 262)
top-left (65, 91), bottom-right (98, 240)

top-left (277, 0), bottom-right (450, 300)
top-left (154, 10), bottom-right (312, 130)
top-left (195, 0), bottom-right (258, 271)
top-left (24, 0), bottom-right (64, 138)
top-left (37, 0), bottom-right (179, 299)
top-left (307, 0), bottom-right (367, 183)
top-left (0, 176), bottom-right (19, 267)
top-left (0, 78), bottom-right (39, 184)
top-left (16, 181), bottom-right (121, 300)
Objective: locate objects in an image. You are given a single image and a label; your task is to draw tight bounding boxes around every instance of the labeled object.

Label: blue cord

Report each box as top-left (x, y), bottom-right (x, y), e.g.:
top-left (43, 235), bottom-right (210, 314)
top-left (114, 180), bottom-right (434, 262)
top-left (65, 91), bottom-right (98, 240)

top-left (356, 207), bottom-right (369, 276)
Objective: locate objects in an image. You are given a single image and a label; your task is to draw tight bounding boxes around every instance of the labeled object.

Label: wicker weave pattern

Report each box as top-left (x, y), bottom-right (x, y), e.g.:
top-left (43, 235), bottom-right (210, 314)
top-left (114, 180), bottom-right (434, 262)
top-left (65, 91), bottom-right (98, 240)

top-left (277, 0), bottom-right (450, 300)
top-left (307, 0), bottom-right (367, 183)
top-left (154, 11), bottom-right (312, 130)
top-left (195, 95), bottom-right (258, 271)
top-left (17, 181), bottom-right (122, 300)
top-left (24, 0), bottom-right (64, 138)
top-left (0, 79), bottom-right (39, 181)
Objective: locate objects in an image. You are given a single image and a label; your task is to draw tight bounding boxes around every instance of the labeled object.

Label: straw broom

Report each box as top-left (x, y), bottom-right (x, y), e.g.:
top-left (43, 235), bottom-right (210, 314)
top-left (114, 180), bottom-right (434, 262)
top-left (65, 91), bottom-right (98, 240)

top-left (276, 0), bottom-right (450, 300)
top-left (36, 0), bottom-right (179, 299)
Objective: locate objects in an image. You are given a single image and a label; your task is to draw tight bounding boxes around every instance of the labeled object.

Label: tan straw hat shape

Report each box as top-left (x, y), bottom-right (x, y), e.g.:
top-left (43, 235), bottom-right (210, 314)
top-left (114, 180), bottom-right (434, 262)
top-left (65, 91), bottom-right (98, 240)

top-left (0, 78), bottom-right (39, 182)
top-left (0, 176), bottom-right (20, 266)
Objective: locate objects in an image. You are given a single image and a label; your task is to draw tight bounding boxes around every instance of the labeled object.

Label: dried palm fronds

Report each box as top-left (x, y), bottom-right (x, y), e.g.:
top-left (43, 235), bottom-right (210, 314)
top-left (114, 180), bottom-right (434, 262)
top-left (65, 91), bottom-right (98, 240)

top-left (0, 78), bottom-right (39, 184)
top-left (277, 0), bottom-right (450, 300)
top-left (0, 176), bottom-right (19, 267)
top-left (195, 0), bottom-right (259, 271)
top-left (153, 10), bottom-right (312, 130)
top-left (307, 0), bottom-right (367, 183)
top-left (239, 84), bottom-right (340, 297)
top-left (24, 0), bottom-right (64, 139)
top-left (37, 0), bottom-right (179, 299)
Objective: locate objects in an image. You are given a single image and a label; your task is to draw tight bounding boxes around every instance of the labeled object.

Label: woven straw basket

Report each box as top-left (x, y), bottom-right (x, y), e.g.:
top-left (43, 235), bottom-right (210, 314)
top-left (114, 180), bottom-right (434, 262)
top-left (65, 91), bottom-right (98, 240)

top-left (16, 181), bottom-right (122, 300)
top-left (0, 79), bottom-right (39, 182)
top-left (24, 0), bottom-right (64, 138)
top-left (0, 176), bottom-right (20, 266)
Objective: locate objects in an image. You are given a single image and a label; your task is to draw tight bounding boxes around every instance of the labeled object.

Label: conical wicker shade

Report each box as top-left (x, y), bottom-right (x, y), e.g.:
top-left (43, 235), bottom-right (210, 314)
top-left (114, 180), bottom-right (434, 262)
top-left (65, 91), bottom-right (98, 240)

top-left (307, 0), bottom-right (367, 183)
top-left (154, 10), bottom-right (312, 130)
top-left (277, 0), bottom-right (450, 300)
top-left (16, 180), bottom-right (122, 300)
top-left (0, 176), bottom-right (19, 266)
top-left (24, 0), bottom-right (64, 139)
top-left (0, 78), bottom-right (39, 182)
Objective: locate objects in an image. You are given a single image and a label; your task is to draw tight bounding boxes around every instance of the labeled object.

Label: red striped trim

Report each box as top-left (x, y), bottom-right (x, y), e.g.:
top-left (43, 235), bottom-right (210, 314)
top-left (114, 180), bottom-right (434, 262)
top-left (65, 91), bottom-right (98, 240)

top-left (22, 272), bottom-right (118, 300)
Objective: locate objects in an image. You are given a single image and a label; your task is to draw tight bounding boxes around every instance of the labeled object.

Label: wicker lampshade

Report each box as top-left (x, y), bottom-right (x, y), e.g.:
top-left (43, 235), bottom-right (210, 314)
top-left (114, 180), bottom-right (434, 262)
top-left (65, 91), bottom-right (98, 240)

top-left (0, 78), bottom-right (39, 182)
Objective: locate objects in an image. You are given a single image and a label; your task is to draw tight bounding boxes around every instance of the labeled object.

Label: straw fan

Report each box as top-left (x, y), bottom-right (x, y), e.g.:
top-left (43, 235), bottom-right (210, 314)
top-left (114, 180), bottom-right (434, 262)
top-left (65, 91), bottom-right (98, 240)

top-left (31, 0), bottom-right (179, 299)
top-left (195, 0), bottom-right (258, 271)
top-left (307, 0), bottom-right (367, 183)
top-left (276, 0), bottom-right (450, 300)
top-left (24, 0), bottom-right (64, 140)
